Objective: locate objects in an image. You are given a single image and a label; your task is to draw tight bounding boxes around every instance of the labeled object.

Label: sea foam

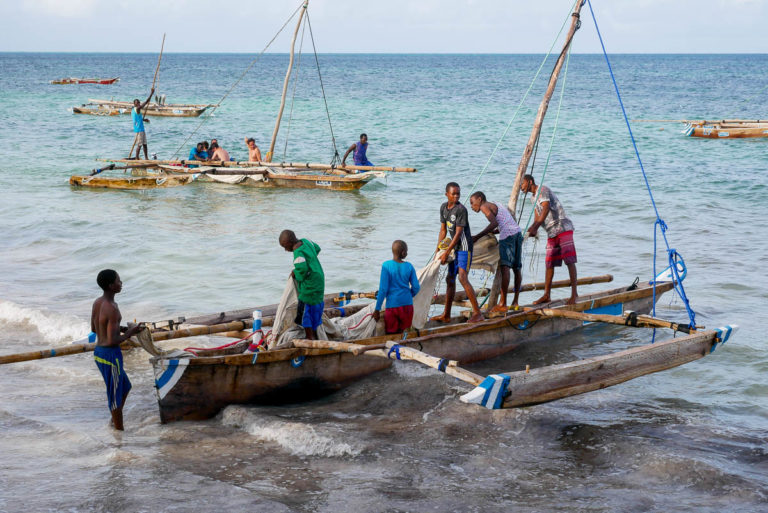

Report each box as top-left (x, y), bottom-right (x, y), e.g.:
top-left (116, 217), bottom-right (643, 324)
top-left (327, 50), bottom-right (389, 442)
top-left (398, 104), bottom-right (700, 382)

top-left (220, 406), bottom-right (362, 458)
top-left (0, 300), bottom-right (89, 344)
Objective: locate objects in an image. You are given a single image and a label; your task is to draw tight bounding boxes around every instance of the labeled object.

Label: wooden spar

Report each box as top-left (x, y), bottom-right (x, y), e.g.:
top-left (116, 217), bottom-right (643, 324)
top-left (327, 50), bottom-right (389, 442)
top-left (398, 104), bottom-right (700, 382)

top-left (0, 340), bottom-right (137, 365)
top-left (507, 0), bottom-right (584, 218)
top-left (128, 33), bottom-right (166, 158)
top-left (331, 274), bottom-right (614, 304)
top-left (527, 308), bottom-right (698, 333)
top-left (266, 1), bottom-right (308, 162)
top-left (292, 339), bottom-right (385, 356)
top-left (380, 341), bottom-right (485, 386)
top-left (632, 119), bottom-right (768, 124)
top-left (100, 158), bottom-right (417, 173)
top-left (500, 330), bottom-right (718, 408)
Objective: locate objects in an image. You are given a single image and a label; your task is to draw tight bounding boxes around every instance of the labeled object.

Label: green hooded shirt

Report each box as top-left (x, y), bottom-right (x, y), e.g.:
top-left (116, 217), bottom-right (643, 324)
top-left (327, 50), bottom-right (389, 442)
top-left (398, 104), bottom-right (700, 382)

top-left (292, 239), bottom-right (325, 305)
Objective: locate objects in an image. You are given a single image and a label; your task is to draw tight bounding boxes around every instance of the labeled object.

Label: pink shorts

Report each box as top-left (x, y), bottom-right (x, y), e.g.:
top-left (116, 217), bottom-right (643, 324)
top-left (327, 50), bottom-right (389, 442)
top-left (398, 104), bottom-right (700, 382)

top-left (545, 230), bottom-right (577, 268)
top-left (384, 305), bottom-right (414, 334)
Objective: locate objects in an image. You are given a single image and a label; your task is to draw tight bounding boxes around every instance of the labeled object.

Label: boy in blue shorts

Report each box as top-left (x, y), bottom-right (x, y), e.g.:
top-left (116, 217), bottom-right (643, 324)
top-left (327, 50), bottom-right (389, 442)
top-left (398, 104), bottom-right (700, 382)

top-left (91, 269), bottom-right (144, 430)
top-left (279, 230), bottom-right (325, 339)
top-left (431, 182), bottom-right (484, 324)
top-left (373, 240), bottom-right (420, 334)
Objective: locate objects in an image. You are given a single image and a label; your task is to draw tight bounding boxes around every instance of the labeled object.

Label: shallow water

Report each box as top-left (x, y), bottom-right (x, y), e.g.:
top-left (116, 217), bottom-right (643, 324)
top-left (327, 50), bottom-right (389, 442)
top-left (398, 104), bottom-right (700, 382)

top-left (0, 49), bottom-right (766, 512)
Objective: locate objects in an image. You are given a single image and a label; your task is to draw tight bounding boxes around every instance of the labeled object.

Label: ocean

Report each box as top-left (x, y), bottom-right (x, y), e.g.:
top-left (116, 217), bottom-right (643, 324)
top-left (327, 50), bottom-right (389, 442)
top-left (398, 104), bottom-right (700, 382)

top-left (0, 51), bottom-right (766, 512)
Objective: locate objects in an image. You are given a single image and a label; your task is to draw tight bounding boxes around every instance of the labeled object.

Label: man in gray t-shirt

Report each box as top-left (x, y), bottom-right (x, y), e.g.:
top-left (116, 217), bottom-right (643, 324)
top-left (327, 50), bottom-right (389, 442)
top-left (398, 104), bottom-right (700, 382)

top-left (522, 174), bottom-right (578, 305)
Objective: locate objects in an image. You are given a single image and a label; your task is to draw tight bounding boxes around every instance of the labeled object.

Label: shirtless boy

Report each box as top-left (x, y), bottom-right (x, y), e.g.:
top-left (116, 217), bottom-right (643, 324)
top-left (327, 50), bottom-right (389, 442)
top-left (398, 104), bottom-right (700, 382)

top-left (91, 269), bottom-right (143, 431)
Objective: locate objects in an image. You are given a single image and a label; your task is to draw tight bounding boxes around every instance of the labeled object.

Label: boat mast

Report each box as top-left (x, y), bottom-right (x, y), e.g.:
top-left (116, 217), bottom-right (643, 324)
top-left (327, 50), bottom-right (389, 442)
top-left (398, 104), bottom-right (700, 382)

top-left (507, 0), bottom-right (584, 217)
top-left (266, 0), bottom-right (309, 162)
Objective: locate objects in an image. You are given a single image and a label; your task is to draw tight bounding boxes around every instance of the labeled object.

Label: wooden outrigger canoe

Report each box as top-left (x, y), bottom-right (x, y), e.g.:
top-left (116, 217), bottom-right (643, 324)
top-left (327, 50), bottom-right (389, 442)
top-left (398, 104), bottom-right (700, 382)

top-left (69, 172), bottom-right (197, 190)
top-left (683, 119), bottom-right (768, 139)
top-left (150, 280), bottom-right (671, 422)
top-left (52, 77), bottom-right (119, 85)
top-left (74, 99), bottom-right (212, 118)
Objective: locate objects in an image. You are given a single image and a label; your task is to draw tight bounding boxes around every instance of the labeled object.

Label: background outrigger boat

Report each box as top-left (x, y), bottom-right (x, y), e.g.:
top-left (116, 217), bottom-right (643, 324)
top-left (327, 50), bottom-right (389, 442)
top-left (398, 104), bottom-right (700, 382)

top-left (633, 118), bottom-right (768, 138)
top-left (682, 119), bottom-right (768, 138)
top-left (51, 77), bottom-right (119, 85)
top-left (74, 99), bottom-right (213, 117)
top-left (74, 2), bottom-right (415, 192)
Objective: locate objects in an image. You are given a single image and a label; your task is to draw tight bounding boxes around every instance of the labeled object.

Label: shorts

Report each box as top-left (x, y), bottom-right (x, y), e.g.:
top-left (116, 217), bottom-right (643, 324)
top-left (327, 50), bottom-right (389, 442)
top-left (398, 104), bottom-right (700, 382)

top-left (94, 346), bottom-right (132, 411)
top-left (384, 304), bottom-right (414, 334)
top-left (295, 301), bottom-right (324, 330)
top-left (499, 232), bottom-right (523, 269)
top-left (545, 230), bottom-right (577, 269)
top-left (447, 250), bottom-right (472, 279)
top-left (133, 131), bottom-right (147, 145)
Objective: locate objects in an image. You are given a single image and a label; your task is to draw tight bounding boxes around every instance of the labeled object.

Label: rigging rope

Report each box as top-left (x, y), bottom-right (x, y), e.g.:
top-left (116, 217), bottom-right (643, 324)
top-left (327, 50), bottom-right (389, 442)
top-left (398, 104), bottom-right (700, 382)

top-left (306, 11), bottom-right (341, 165)
top-left (283, 16), bottom-right (308, 160)
top-left (170, 1), bottom-right (305, 159)
top-left (466, 0), bottom-right (580, 196)
top-left (586, 0), bottom-right (697, 330)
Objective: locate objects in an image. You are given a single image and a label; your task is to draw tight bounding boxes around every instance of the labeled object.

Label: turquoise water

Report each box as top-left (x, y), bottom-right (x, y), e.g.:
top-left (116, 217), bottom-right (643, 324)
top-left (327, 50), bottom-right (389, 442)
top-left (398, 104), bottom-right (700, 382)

top-left (0, 51), bottom-right (766, 511)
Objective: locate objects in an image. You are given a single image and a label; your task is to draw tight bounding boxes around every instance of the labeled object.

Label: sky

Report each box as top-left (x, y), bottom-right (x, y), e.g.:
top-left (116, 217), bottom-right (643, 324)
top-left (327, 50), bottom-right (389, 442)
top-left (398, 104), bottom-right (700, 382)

top-left (1, 0), bottom-right (767, 53)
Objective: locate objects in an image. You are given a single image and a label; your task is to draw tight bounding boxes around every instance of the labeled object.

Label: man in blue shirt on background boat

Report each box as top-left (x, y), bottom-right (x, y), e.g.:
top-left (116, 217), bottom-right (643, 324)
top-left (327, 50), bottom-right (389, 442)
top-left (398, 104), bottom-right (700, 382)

top-left (130, 87), bottom-right (154, 160)
top-left (341, 133), bottom-right (373, 172)
top-left (373, 240), bottom-right (420, 334)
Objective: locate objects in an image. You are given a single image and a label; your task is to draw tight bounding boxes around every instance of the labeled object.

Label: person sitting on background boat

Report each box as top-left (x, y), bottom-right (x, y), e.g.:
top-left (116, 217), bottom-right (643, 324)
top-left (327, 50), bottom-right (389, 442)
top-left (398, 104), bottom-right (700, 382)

top-left (279, 230), bottom-right (325, 340)
top-left (201, 141), bottom-right (210, 160)
top-left (341, 133), bottom-right (373, 172)
top-left (187, 143), bottom-right (207, 168)
top-left (130, 87), bottom-right (155, 160)
top-left (431, 182), bottom-right (484, 324)
top-left (209, 141), bottom-right (230, 162)
top-left (521, 174), bottom-right (578, 305)
top-left (470, 191), bottom-right (524, 312)
top-left (373, 240), bottom-right (420, 334)
top-left (91, 269), bottom-right (144, 431)
top-left (244, 137), bottom-right (262, 162)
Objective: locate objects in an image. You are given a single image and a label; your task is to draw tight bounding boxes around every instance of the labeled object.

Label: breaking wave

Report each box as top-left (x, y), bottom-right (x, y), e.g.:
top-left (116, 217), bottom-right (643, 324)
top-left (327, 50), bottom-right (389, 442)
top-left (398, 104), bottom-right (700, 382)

top-left (0, 299), bottom-right (89, 344)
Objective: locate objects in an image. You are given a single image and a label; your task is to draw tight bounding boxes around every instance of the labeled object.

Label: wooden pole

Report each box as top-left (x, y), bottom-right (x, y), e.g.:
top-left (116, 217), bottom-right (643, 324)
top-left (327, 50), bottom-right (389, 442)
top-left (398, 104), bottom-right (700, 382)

top-left (266, 1), bottom-right (308, 162)
top-left (99, 158), bottom-right (417, 173)
top-left (527, 308), bottom-right (698, 333)
top-left (507, 0), bottom-right (584, 219)
top-left (0, 340), bottom-right (137, 365)
top-left (128, 33), bottom-right (166, 158)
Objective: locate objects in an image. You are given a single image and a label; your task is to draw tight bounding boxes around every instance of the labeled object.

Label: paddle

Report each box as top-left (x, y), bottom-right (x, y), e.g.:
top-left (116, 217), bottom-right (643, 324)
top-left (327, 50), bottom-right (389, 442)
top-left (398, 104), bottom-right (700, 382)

top-left (128, 33), bottom-right (165, 159)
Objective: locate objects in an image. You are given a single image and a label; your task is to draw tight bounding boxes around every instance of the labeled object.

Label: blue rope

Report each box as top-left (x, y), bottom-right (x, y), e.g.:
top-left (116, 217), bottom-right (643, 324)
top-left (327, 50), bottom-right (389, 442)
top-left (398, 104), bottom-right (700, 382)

top-left (586, 0), bottom-right (696, 330)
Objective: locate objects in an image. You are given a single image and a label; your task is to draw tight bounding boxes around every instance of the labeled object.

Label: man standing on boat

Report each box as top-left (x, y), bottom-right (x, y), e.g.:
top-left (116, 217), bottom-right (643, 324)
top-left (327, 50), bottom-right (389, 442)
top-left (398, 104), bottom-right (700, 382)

top-left (341, 133), bottom-right (373, 172)
top-left (521, 175), bottom-right (578, 305)
top-left (130, 88), bottom-right (154, 160)
top-left (431, 182), bottom-right (484, 324)
top-left (469, 191), bottom-right (523, 311)
top-left (244, 137), bottom-right (262, 162)
top-left (279, 230), bottom-right (326, 340)
top-left (91, 269), bottom-right (144, 431)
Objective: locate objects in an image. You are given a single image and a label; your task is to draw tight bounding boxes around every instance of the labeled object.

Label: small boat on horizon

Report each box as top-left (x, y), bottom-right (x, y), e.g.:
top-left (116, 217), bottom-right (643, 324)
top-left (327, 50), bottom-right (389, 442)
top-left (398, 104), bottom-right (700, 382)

top-left (51, 77), bottom-right (119, 85)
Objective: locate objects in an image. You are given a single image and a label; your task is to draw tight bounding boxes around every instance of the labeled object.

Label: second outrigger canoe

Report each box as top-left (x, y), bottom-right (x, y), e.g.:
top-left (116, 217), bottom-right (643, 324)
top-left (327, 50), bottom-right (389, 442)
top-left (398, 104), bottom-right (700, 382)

top-left (683, 119), bottom-right (768, 138)
top-left (52, 77), bottom-right (119, 85)
top-left (74, 99), bottom-right (214, 118)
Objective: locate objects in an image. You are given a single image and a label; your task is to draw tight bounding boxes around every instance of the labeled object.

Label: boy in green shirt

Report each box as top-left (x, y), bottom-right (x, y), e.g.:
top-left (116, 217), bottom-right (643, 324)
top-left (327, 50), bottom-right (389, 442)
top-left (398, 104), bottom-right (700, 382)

top-left (279, 230), bottom-right (325, 339)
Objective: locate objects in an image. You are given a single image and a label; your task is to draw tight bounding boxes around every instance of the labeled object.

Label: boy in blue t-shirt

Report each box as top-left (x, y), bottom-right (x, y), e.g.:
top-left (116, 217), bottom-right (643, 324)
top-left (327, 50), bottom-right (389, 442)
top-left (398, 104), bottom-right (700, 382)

top-left (373, 240), bottom-right (420, 334)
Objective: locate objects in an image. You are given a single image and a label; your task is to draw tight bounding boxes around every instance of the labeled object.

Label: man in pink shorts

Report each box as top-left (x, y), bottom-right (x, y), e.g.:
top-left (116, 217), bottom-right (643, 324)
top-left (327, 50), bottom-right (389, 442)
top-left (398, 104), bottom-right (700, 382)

top-left (522, 174), bottom-right (578, 305)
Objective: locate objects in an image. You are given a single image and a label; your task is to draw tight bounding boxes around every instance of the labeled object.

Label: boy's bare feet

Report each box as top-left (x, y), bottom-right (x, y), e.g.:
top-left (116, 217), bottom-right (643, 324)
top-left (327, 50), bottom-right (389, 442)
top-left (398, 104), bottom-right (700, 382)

top-left (533, 294), bottom-right (551, 305)
top-left (467, 312), bottom-right (485, 324)
top-left (429, 314), bottom-right (451, 323)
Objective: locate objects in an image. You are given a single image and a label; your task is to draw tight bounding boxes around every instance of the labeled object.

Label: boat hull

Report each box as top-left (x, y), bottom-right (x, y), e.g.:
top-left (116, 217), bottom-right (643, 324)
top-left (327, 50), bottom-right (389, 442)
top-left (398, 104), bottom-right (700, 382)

top-left (151, 282), bottom-right (671, 422)
top-left (73, 105), bottom-right (207, 118)
top-left (688, 122), bottom-right (768, 139)
top-left (52, 77), bottom-right (119, 85)
top-left (198, 172), bottom-right (375, 191)
top-left (69, 174), bottom-right (196, 190)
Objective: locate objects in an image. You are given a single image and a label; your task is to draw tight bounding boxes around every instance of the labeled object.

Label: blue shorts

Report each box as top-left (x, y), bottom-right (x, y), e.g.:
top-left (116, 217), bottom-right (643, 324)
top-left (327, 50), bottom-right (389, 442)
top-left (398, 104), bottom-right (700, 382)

top-left (296, 301), bottom-right (324, 330)
top-left (94, 346), bottom-right (132, 411)
top-left (447, 250), bottom-right (472, 279)
top-left (499, 232), bottom-right (523, 269)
